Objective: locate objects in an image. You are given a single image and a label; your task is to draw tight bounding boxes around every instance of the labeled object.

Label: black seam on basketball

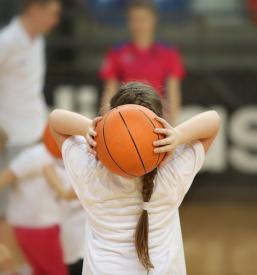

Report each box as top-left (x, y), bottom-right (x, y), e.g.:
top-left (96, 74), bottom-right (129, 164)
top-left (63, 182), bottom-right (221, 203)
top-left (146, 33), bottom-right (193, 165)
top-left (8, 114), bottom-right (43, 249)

top-left (102, 113), bottom-right (136, 177)
top-left (118, 111), bottom-right (147, 174)
top-left (137, 109), bottom-right (163, 167)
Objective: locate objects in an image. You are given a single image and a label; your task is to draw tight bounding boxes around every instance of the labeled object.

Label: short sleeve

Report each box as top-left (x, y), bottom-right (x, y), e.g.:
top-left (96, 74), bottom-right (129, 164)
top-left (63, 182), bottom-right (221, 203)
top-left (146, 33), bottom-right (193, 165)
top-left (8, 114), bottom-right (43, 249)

top-left (99, 49), bottom-right (120, 80)
top-left (158, 141), bottom-right (205, 206)
top-left (165, 48), bottom-right (185, 79)
top-left (9, 145), bottom-right (53, 178)
top-left (62, 136), bottom-right (98, 193)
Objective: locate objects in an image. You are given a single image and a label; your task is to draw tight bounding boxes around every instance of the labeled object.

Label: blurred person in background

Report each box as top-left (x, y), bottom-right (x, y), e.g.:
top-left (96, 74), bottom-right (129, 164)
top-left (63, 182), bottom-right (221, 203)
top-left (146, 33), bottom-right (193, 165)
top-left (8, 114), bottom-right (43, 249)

top-left (0, 0), bottom-right (61, 273)
top-left (44, 164), bottom-right (86, 275)
top-left (0, 142), bottom-right (68, 275)
top-left (0, 0), bottom-right (62, 215)
top-left (99, 0), bottom-right (185, 124)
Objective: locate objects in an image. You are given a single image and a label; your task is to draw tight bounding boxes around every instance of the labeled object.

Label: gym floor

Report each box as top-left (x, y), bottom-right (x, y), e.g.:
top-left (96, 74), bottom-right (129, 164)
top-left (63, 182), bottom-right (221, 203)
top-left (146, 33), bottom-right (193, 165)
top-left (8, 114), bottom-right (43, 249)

top-left (1, 203), bottom-right (257, 275)
top-left (181, 202), bottom-right (257, 275)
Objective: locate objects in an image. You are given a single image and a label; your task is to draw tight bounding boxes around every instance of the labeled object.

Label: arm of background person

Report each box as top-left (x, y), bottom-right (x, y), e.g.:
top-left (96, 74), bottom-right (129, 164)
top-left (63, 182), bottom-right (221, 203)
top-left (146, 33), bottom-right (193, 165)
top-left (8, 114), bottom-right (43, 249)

top-left (0, 169), bottom-right (17, 190)
top-left (100, 79), bottom-right (119, 114)
top-left (0, 243), bottom-right (12, 268)
top-left (43, 165), bottom-right (77, 201)
top-left (164, 47), bottom-right (185, 126)
top-left (166, 77), bottom-right (182, 126)
top-left (0, 127), bottom-right (8, 154)
top-left (99, 49), bottom-right (120, 114)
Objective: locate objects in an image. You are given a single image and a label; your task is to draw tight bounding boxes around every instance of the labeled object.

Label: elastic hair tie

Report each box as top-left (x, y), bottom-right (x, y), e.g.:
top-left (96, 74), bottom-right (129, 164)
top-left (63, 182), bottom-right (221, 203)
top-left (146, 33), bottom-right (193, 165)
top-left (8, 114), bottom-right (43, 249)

top-left (142, 202), bottom-right (150, 211)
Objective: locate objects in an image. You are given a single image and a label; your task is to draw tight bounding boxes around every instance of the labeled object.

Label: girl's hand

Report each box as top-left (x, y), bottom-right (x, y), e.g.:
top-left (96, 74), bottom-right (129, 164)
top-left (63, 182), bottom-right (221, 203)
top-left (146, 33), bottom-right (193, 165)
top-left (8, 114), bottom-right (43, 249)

top-left (86, 117), bottom-right (102, 156)
top-left (153, 117), bottom-right (182, 166)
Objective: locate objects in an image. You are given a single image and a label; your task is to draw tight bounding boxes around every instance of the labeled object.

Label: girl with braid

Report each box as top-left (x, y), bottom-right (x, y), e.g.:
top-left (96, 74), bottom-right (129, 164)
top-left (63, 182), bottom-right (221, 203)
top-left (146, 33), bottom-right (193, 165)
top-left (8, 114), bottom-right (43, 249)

top-left (48, 82), bottom-right (220, 275)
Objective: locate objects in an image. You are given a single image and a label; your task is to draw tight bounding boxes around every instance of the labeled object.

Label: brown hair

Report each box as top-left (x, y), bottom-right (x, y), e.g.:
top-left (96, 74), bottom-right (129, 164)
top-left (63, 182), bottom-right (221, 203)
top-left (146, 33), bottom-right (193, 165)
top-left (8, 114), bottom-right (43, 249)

top-left (110, 82), bottom-right (163, 272)
top-left (22, 0), bottom-right (59, 11)
top-left (127, 0), bottom-right (158, 15)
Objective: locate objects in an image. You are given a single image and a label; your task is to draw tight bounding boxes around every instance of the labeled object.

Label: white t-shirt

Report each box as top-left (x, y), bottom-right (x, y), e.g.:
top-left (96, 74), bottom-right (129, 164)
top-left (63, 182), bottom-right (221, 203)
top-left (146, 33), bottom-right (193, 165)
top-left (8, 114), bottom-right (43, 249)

top-left (62, 136), bottom-right (205, 275)
top-left (7, 144), bottom-right (60, 227)
top-left (0, 18), bottom-right (47, 146)
top-left (55, 163), bottom-right (86, 264)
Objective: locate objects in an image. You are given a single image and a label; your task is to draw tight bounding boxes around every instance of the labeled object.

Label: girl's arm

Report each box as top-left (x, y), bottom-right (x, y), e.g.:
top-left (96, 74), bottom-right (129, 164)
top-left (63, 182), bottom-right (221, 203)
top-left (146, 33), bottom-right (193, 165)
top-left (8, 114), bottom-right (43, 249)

top-left (0, 169), bottom-right (17, 190)
top-left (154, 111), bottom-right (221, 153)
top-left (49, 109), bottom-right (100, 149)
top-left (43, 165), bottom-right (77, 201)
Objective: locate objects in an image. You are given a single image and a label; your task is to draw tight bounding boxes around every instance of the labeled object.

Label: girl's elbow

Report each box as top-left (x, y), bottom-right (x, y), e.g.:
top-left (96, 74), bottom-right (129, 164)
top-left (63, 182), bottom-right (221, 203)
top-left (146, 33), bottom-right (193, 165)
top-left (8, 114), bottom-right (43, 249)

top-left (211, 111), bottom-right (221, 133)
top-left (49, 109), bottom-right (61, 120)
top-left (49, 109), bottom-right (62, 127)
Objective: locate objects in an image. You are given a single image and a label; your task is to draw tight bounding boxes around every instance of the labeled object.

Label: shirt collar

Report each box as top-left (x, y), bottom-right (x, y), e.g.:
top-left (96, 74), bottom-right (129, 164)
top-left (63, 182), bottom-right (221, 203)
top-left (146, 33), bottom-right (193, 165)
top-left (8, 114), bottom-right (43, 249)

top-left (130, 42), bottom-right (156, 55)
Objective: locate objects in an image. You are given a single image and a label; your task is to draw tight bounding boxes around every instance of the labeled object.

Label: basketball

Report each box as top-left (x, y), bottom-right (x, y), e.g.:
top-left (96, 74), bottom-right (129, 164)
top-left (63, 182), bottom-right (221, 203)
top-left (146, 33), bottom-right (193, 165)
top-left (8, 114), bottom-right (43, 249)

top-left (95, 104), bottom-right (166, 177)
top-left (43, 123), bottom-right (62, 159)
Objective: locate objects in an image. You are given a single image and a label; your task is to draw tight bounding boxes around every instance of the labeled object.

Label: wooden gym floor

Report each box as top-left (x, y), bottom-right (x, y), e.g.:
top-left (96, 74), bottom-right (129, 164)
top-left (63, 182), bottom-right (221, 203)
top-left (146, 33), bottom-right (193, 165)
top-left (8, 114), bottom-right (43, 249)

top-left (1, 202), bottom-right (257, 275)
top-left (181, 202), bottom-right (257, 275)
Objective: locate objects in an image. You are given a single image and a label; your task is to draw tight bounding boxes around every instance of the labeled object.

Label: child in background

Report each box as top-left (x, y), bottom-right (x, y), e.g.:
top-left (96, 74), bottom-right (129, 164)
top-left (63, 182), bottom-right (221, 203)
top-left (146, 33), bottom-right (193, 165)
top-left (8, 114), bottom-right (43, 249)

top-left (43, 162), bottom-right (86, 275)
top-left (0, 143), bottom-right (68, 275)
top-left (49, 82), bottom-right (220, 275)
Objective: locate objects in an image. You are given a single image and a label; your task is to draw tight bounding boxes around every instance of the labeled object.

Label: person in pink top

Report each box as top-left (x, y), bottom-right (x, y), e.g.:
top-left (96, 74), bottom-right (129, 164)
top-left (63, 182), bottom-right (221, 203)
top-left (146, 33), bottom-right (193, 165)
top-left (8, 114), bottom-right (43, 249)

top-left (99, 0), bottom-right (185, 124)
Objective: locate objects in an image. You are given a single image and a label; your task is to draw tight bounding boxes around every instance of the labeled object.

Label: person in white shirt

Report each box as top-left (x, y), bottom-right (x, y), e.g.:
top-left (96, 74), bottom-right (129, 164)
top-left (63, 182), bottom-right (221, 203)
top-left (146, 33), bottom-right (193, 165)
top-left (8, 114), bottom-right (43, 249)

top-left (48, 82), bottom-right (221, 275)
top-left (0, 143), bottom-right (68, 275)
top-left (0, 0), bottom-right (61, 217)
top-left (44, 162), bottom-right (86, 275)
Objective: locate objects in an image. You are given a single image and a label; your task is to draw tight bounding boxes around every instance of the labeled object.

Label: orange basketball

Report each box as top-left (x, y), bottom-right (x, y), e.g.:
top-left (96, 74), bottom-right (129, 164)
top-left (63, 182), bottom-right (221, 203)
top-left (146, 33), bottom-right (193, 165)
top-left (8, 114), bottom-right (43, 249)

top-left (95, 104), bottom-right (166, 178)
top-left (43, 124), bottom-right (62, 159)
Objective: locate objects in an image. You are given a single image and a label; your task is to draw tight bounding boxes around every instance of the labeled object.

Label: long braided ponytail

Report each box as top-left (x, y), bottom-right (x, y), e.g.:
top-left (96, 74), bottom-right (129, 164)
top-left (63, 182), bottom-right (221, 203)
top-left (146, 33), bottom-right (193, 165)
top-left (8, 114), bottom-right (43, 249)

top-left (135, 168), bottom-right (157, 272)
top-left (110, 82), bottom-right (163, 272)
